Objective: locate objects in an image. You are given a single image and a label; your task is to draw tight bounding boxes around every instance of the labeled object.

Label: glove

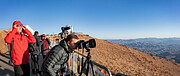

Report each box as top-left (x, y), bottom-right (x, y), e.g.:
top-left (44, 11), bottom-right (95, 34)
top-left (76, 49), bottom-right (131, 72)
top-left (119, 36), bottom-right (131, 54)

top-left (9, 59), bottom-right (14, 65)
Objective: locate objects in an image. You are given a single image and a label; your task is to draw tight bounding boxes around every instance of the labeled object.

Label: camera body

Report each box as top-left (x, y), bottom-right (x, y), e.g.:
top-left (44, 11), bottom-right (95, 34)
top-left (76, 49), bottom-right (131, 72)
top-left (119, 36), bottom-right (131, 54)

top-left (61, 26), bottom-right (72, 39)
top-left (77, 39), bottom-right (96, 50)
top-left (61, 25), bottom-right (72, 33)
top-left (61, 27), bottom-right (71, 32)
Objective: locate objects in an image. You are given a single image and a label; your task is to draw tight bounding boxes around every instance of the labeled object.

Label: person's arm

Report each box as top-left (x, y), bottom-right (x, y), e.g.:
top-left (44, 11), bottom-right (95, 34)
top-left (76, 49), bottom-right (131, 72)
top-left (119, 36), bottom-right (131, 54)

top-left (45, 36), bottom-right (51, 45)
top-left (4, 28), bottom-right (17, 44)
top-left (23, 27), bottom-right (36, 43)
top-left (46, 38), bottom-right (51, 49)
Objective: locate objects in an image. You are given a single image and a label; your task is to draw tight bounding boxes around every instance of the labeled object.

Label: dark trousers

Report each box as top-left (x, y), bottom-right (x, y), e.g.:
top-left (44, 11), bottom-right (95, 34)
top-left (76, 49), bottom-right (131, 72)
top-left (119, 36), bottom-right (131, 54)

top-left (31, 54), bottom-right (39, 73)
top-left (42, 72), bottom-right (50, 76)
top-left (14, 63), bottom-right (30, 76)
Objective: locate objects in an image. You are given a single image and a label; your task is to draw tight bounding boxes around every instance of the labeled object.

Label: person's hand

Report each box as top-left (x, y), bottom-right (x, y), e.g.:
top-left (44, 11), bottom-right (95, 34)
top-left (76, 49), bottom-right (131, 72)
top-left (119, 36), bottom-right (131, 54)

top-left (13, 24), bottom-right (17, 28)
top-left (45, 36), bottom-right (49, 39)
top-left (22, 25), bottom-right (26, 30)
top-left (9, 59), bottom-right (14, 65)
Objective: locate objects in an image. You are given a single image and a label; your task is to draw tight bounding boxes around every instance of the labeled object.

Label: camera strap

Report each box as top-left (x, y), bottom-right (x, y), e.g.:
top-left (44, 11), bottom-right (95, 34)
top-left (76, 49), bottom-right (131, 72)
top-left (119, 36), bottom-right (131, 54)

top-left (63, 40), bottom-right (70, 53)
top-left (60, 39), bottom-right (69, 53)
top-left (66, 45), bottom-right (68, 51)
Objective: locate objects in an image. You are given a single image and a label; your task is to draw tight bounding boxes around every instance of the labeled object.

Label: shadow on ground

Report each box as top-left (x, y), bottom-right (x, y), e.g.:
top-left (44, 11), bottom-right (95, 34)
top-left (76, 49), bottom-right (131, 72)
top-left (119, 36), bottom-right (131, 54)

top-left (0, 65), bottom-right (14, 76)
top-left (0, 52), bottom-right (14, 76)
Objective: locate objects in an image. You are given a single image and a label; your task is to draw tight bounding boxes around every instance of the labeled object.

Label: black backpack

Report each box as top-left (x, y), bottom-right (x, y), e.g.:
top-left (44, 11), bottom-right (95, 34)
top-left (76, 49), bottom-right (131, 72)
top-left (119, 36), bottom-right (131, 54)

top-left (29, 43), bottom-right (37, 53)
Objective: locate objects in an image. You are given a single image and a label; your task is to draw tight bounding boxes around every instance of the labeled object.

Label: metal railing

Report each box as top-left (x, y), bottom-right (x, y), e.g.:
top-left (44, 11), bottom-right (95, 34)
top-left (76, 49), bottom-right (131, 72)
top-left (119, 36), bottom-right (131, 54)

top-left (68, 51), bottom-right (112, 76)
top-left (49, 40), bottom-right (125, 76)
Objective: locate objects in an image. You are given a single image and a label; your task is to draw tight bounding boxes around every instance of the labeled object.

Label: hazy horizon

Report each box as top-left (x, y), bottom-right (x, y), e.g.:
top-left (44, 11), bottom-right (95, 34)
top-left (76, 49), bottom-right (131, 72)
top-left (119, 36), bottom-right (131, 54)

top-left (1, 26), bottom-right (180, 40)
top-left (98, 37), bottom-right (180, 40)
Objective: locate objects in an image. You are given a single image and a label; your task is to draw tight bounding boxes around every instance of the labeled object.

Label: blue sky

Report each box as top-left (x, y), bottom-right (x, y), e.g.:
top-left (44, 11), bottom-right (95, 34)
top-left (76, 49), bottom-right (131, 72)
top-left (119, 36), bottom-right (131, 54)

top-left (0, 0), bottom-right (180, 39)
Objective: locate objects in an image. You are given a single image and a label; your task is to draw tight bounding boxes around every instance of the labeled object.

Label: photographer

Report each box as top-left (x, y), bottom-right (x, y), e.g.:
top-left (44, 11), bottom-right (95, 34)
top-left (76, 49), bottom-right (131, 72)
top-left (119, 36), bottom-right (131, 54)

top-left (4, 21), bottom-right (36, 76)
top-left (41, 34), bottom-right (79, 76)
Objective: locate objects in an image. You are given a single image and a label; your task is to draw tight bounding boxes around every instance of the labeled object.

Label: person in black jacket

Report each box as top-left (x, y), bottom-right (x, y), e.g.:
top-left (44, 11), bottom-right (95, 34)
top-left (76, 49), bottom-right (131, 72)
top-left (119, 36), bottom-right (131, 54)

top-left (40, 34), bottom-right (51, 59)
top-left (30, 31), bottom-right (41, 75)
top-left (33, 31), bottom-right (41, 52)
top-left (41, 34), bottom-right (79, 76)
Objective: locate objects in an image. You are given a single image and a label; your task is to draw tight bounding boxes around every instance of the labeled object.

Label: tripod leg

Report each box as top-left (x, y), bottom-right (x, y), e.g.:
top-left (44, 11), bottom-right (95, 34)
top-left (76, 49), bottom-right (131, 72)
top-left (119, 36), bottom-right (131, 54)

top-left (80, 60), bottom-right (87, 76)
top-left (77, 57), bottom-right (80, 74)
top-left (86, 60), bottom-right (89, 76)
top-left (90, 61), bottom-right (95, 76)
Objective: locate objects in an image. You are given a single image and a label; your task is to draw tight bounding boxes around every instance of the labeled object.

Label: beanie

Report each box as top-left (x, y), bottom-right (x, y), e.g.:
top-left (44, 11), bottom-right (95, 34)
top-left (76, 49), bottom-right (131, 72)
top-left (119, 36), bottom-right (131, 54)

top-left (13, 21), bottom-right (23, 26)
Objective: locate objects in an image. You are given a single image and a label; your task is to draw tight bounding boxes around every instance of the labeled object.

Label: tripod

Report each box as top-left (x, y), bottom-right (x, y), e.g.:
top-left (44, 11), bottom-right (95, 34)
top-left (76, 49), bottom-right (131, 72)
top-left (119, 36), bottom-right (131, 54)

top-left (79, 49), bottom-right (95, 76)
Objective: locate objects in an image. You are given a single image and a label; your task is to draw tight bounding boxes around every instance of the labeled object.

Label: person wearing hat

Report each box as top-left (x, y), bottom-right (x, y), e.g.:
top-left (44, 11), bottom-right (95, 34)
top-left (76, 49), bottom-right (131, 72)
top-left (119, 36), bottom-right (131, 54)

top-left (40, 34), bottom-right (51, 59)
top-left (5, 21), bottom-right (36, 76)
top-left (29, 31), bottom-right (42, 75)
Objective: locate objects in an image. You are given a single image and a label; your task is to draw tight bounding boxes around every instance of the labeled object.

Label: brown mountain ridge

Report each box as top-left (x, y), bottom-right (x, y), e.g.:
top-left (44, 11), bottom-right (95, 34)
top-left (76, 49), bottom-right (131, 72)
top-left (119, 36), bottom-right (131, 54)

top-left (76, 33), bottom-right (180, 76)
top-left (0, 31), bottom-right (180, 76)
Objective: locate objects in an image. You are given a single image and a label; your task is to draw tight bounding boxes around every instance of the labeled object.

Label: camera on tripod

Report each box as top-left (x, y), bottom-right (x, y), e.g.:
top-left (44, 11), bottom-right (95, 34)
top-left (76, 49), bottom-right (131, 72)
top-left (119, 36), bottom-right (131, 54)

top-left (61, 27), bottom-right (70, 32)
top-left (61, 26), bottom-right (72, 40)
top-left (75, 39), bottom-right (97, 76)
top-left (61, 25), bottom-right (73, 33)
top-left (77, 39), bottom-right (96, 51)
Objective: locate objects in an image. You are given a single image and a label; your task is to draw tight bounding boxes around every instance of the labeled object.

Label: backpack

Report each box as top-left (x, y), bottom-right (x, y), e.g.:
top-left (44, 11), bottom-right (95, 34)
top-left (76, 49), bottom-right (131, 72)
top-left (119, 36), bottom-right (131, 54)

top-left (29, 43), bottom-right (36, 53)
top-left (29, 43), bottom-right (40, 55)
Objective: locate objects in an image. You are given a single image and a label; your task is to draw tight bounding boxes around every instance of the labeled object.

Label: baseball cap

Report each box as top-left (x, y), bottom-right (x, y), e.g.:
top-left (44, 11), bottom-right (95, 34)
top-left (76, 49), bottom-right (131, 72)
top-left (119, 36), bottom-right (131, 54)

top-left (13, 21), bottom-right (23, 26)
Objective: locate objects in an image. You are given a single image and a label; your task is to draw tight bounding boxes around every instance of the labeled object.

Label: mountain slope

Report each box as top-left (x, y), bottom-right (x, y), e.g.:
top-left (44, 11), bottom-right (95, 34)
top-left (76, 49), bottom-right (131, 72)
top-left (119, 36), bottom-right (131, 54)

top-left (0, 30), bottom-right (9, 54)
top-left (108, 38), bottom-right (180, 54)
top-left (0, 27), bottom-right (11, 31)
top-left (77, 34), bottom-right (180, 76)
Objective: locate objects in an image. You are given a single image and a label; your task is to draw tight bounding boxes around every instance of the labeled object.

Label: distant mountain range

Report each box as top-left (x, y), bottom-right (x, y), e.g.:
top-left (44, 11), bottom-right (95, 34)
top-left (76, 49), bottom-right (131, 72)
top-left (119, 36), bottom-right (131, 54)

top-left (108, 38), bottom-right (180, 63)
top-left (0, 27), bottom-right (12, 31)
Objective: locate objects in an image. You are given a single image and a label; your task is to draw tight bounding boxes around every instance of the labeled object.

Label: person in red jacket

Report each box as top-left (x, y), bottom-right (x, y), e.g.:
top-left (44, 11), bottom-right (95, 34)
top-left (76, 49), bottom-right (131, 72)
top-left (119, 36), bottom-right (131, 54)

top-left (4, 21), bottom-right (36, 76)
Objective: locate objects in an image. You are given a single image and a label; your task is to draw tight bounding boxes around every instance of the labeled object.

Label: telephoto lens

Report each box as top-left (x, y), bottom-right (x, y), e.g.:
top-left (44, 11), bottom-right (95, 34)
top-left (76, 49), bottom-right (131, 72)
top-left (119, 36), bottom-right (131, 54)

top-left (88, 39), bottom-right (96, 48)
top-left (61, 27), bottom-right (70, 31)
top-left (77, 39), bottom-right (96, 49)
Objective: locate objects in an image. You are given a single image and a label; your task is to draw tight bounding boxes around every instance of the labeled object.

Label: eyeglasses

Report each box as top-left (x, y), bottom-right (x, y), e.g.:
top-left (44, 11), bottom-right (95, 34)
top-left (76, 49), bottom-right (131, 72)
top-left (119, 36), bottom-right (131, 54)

top-left (16, 25), bottom-right (23, 27)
